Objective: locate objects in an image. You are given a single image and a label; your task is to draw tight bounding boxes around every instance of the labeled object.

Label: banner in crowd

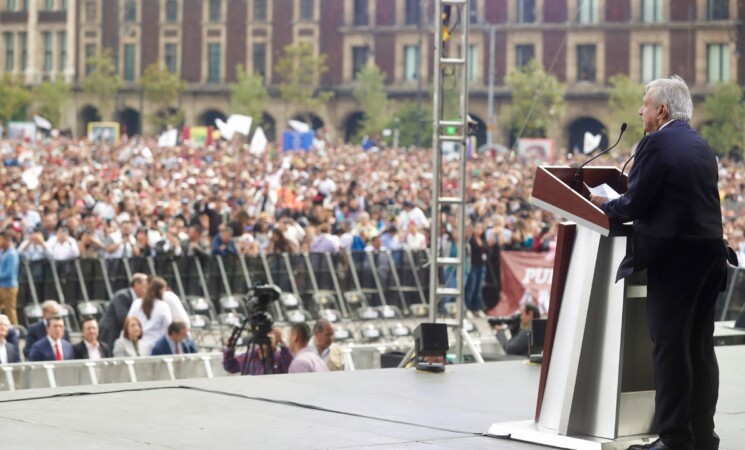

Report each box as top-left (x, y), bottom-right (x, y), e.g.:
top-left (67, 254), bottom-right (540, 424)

top-left (8, 122), bottom-right (37, 142)
top-left (491, 251), bottom-right (554, 317)
top-left (281, 130), bottom-right (315, 152)
top-left (517, 138), bottom-right (554, 164)
top-left (87, 122), bottom-right (120, 145)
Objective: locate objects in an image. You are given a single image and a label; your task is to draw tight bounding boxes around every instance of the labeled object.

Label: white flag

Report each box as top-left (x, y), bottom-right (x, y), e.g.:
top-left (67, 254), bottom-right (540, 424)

top-left (157, 128), bottom-right (178, 147)
top-left (583, 132), bottom-right (602, 154)
top-left (288, 119), bottom-right (310, 133)
top-left (249, 127), bottom-right (268, 155)
top-left (227, 114), bottom-right (253, 137)
top-left (215, 118), bottom-right (234, 141)
top-left (33, 115), bottom-right (52, 130)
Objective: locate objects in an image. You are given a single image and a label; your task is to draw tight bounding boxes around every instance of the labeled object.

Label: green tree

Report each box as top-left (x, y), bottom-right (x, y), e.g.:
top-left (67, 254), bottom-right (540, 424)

top-left (608, 74), bottom-right (645, 148)
top-left (352, 64), bottom-right (391, 140)
top-left (33, 79), bottom-right (72, 128)
top-left (275, 43), bottom-right (333, 124)
top-left (700, 82), bottom-right (745, 156)
top-left (82, 47), bottom-right (122, 119)
top-left (505, 60), bottom-right (565, 138)
top-left (0, 75), bottom-right (32, 125)
top-left (141, 62), bottom-right (185, 129)
top-left (229, 64), bottom-right (269, 124)
top-left (393, 101), bottom-right (433, 148)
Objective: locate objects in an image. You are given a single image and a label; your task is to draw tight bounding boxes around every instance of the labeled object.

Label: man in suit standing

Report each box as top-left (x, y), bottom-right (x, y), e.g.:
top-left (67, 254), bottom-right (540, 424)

top-left (150, 321), bottom-right (197, 355)
top-left (0, 314), bottom-right (20, 364)
top-left (73, 317), bottom-right (111, 360)
top-left (99, 273), bottom-right (148, 350)
top-left (28, 315), bottom-right (74, 362)
top-left (24, 300), bottom-right (71, 359)
top-left (591, 76), bottom-right (729, 450)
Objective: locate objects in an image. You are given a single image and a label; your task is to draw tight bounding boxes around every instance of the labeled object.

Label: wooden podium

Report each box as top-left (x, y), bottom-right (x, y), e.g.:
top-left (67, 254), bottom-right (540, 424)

top-left (489, 166), bottom-right (657, 449)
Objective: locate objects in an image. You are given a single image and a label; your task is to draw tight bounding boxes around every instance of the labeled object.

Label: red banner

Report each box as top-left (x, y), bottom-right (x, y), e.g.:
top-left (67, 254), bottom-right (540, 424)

top-left (490, 251), bottom-right (554, 317)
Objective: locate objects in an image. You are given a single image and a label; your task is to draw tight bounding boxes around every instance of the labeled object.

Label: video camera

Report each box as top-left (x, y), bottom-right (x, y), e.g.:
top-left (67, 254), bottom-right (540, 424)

top-left (228, 284), bottom-right (281, 348)
top-left (487, 312), bottom-right (521, 328)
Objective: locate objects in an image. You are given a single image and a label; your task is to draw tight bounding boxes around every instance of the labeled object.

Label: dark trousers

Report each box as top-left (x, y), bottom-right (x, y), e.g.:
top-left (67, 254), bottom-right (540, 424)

top-left (646, 242), bottom-right (725, 450)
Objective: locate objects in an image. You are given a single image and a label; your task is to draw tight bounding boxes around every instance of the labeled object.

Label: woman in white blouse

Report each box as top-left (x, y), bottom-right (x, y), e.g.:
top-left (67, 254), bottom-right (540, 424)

top-left (113, 316), bottom-right (147, 357)
top-left (126, 276), bottom-right (172, 354)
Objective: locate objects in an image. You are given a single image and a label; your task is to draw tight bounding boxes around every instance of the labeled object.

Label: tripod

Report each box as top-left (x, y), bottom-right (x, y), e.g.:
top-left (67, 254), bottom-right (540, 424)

top-left (228, 317), bottom-right (276, 375)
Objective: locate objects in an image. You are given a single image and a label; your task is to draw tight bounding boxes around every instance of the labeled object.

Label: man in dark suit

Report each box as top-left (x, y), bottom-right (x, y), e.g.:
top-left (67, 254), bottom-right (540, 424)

top-left (73, 317), bottom-right (111, 360)
top-left (0, 314), bottom-right (20, 364)
top-left (151, 321), bottom-right (197, 356)
top-left (28, 315), bottom-right (74, 361)
top-left (99, 273), bottom-right (148, 351)
top-left (591, 76), bottom-right (729, 450)
top-left (24, 300), bottom-right (71, 359)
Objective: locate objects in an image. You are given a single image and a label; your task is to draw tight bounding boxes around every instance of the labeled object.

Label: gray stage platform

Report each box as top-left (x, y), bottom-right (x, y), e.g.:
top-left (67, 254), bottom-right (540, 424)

top-left (1, 346), bottom-right (743, 450)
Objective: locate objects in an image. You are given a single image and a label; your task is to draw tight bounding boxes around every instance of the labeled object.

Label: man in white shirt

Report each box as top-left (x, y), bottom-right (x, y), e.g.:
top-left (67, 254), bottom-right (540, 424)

top-left (0, 314), bottom-right (20, 364)
top-left (397, 200), bottom-right (429, 230)
top-left (46, 227), bottom-right (80, 261)
top-left (307, 319), bottom-right (334, 364)
top-left (105, 221), bottom-right (140, 259)
top-left (73, 317), bottom-right (111, 360)
top-left (288, 323), bottom-right (328, 374)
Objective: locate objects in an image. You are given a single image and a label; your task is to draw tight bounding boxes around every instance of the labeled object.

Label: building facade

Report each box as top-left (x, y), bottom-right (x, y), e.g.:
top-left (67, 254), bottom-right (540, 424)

top-left (0, 0), bottom-right (742, 149)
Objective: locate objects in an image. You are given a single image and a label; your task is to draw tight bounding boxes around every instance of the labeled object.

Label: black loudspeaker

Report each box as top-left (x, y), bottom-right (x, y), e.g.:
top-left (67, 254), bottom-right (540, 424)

top-left (413, 323), bottom-right (449, 357)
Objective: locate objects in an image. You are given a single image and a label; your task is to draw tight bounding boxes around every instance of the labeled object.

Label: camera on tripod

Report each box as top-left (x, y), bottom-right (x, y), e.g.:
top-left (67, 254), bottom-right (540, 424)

top-left (487, 313), bottom-right (521, 328)
top-left (246, 284), bottom-right (282, 339)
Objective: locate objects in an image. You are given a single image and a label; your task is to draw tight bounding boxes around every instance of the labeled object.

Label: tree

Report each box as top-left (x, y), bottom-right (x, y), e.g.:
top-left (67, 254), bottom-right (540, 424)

top-left (393, 101), bottom-right (433, 148)
top-left (33, 79), bottom-right (72, 128)
top-left (141, 62), bottom-right (185, 129)
top-left (82, 48), bottom-right (122, 120)
top-left (352, 64), bottom-right (391, 140)
top-left (275, 43), bottom-right (333, 124)
top-left (608, 74), bottom-right (645, 149)
top-left (699, 82), bottom-right (745, 156)
top-left (229, 64), bottom-right (269, 124)
top-left (0, 75), bottom-right (32, 125)
top-left (505, 60), bottom-right (565, 138)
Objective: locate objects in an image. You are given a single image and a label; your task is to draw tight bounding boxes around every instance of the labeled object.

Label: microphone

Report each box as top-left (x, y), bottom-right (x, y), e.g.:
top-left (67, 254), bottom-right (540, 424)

top-left (617, 132), bottom-right (648, 187)
top-left (572, 123), bottom-right (627, 189)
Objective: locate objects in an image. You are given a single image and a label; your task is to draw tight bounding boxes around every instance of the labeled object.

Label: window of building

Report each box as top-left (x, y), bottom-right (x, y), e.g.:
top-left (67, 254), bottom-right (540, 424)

top-left (6, 0), bottom-right (15, 11)
top-left (253, 42), bottom-right (266, 77)
top-left (85, 43), bottom-right (96, 75)
top-left (352, 45), bottom-right (369, 79)
top-left (404, 45), bottom-right (420, 81)
top-left (470, 0), bottom-right (478, 23)
top-left (4, 33), bottom-right (13, 72)
top-left (166, 0), bottom-right (178, 22)
top-left (353, 0), bottom-right (369, 26)
top-left (708, 0), bottom-right (728, 20)
top-left (468, 44), bottom-right (478, 81)
top-left (405, 0), bottom-right (420, 25)
top-left (85, 1), bottom-right (96, 23)
top-left (641, 0), bottom-right (663, 22)
top-left (515, 44), bottom-right (534, 68)
top-left (61, 0), bottom-right (66, 9)
top-left (640, 43), bottom-right (662, 83)
top-left (208, 0), bottom-right (221, 22)
top-left (254, 0), bottom-right (267, 21)
top-left (577, 0), bottom-right (598, 23)
top-left (58, 31), bottom-right (66, 72)
top-left (208, 43), bottom-right (221, 82)
top-left (123, 44), bottom-right (136, 81)
top-left (300, 0), bottom-right (314, 21)
top-left (707, 44), bottom-right (729, 83)
top-left (124, 1), bottom-right (136, 22)
top-left (43, 32), bottom-right (53, 72)
top-left (165, 43), bottom-right (178, 74)
top-left (19, 32), bottom-right (26, 71)
top-left (45, 0), bottom-right (53, 10)
top-left (517, 0), bottom-right (536, 23)
top-left (576, 44), bottom-right (596, 82)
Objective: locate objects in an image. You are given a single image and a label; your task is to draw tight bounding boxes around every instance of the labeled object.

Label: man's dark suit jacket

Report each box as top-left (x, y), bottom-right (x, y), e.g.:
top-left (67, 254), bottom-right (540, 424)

top-left (24, 321), bottom-right (71, 358)
top-left (73, 340), bottom-right (112, 359)
top-left (99, 288), bottom-right (135, 351)
top-left (150, 336), bottom-right (198, 356)
top-left (28, 338), bottom-right (75, 362)
top-left (2, 341), bottom-right (20, 364)
top-left (600, 120), bottom-right (725, 281)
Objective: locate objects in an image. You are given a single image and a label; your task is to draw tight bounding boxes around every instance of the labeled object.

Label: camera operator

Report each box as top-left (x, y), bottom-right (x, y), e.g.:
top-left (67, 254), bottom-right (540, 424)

top-left (223, 327), bottom-right (293, 375)
top-left (490, 302), bottom-right (541, 357)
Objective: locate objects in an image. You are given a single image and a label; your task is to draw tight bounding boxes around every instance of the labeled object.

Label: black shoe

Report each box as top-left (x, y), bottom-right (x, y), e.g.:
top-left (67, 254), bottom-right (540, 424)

top-left (627, 439), bottom-right (671, 450)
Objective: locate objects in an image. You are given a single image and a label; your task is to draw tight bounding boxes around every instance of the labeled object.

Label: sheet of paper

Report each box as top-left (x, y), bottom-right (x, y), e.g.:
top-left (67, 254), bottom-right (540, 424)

top-left (584, 182), bottom-right (621, 200)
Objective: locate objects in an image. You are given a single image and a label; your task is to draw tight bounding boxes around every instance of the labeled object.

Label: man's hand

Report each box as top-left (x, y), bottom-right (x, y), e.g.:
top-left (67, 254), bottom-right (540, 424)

top-left (590, 194), bottom-right (608, 207)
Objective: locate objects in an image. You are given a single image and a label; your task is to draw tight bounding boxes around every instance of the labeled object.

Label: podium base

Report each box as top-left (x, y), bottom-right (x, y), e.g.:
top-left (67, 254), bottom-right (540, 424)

top-left (488, 420), bottom-right (657, 450)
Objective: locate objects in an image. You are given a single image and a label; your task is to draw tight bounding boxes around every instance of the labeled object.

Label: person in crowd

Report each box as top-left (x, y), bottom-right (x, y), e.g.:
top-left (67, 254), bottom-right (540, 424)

top-left (45, 226), bottom-right (80, 261)
top-left (0, 314), bottom-right (20, 364)
top-left (161, 288), bottom-right (190, 327)
top-left (99, 273), bottom-right (148, 350)
top-left (77, 228), bottom-right (104, 258)
top-left (464, 222), bottom-right (489, 318)
top-left (223, 327), bottom-right (293, 375)
top-left (24, 300), bottom-right (70, 358)
top-left (211, 227), bottom-right (238, 256)
top-left (396, 200), bottom-right (429, 230)
top-left (18, 228), bottom-right (48, 262)
top-left (307, 319), bottom-right (334, 364)
top-left (288, 322), bottom-right (329, 374)
top-left (492, 302), bottom-right (540, 357)
top-left (310, 223), bottom-right (339, 253)
top-left (73, 317), bottom-right (111, 360)
top-left (28, 315), bottom-right (74, 361)
top-left (0, 230), bottom-right (19, 325)
top-left (180, 223), bottom-right (210, 258)
top-left (151, 321), bottom-right (197, 355)
top-left (404, 221), bottom-right (427, 250)
top-left (126, 276), bottom-right (172, 353)
top-left (104, 220), bottom-right (139, 259)
top-left (113, 316), bottom-right (147, 357)
top-left (266, 228), bottom-right (295, 254)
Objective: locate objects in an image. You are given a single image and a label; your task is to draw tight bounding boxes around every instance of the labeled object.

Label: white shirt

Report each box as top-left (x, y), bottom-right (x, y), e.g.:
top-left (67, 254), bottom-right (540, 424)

top-left (127, 299), bottom-right (172, 353)
top-left (0, 340), bottom-right (7, 364)
top-left (288, 346), bottom-right (329, 373)
top-left (162, 291), bottom-right (190, 327)
top-left (659, 119), bottom-right (675, 130)
top-left (105, 231), bottom-right (137, 259)
top-left (306, 338), bottom-right (330, 364)
top-left (46, 236), bottom-right (80, 261)
top-left (84, 340), bottom-right (102, 360)
top-left (47, 336), bottom-right (65, 360)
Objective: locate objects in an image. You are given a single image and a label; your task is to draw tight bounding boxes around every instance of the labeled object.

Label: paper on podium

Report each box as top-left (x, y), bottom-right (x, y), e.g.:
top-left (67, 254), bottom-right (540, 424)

top-left (584, 182), bottom-right (620, 200)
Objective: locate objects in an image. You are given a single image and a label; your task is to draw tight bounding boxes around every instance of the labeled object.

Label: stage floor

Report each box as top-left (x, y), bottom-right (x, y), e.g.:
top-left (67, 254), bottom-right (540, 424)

top-left (1, 346), bottom-right (743, 450)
